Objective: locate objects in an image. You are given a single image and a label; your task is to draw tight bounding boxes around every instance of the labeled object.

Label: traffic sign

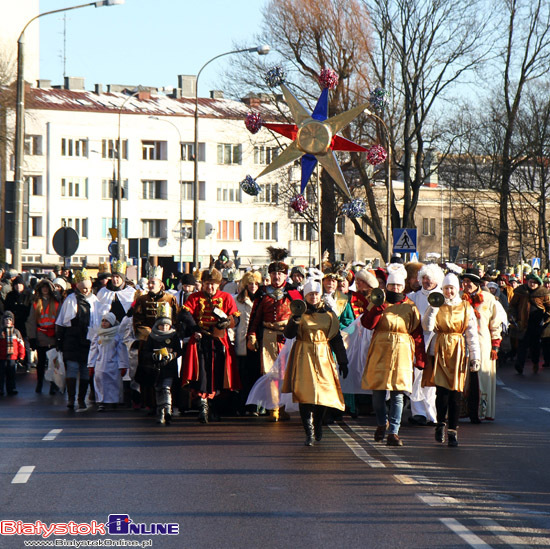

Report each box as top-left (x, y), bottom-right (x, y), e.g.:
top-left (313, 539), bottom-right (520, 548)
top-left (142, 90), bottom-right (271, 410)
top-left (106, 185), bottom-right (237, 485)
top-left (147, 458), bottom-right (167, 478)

top-left (393, 228), bottom-right (417, 253)
top-left (532, 257), bottom-right (541, 270)
top-left (409, 252), bottom-right (419, 262)
top-left (109, 228), bottom-right (118, 240)
top-left (52, 227), bottom-right (79, 257)
top-left (108, 241), bottom-right (119, 257)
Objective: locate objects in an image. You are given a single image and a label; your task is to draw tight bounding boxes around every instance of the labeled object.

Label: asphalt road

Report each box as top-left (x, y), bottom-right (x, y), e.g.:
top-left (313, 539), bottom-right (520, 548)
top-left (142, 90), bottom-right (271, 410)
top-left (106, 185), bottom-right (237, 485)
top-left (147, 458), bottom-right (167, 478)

top-left (0, 361), bottom-right (549, 549)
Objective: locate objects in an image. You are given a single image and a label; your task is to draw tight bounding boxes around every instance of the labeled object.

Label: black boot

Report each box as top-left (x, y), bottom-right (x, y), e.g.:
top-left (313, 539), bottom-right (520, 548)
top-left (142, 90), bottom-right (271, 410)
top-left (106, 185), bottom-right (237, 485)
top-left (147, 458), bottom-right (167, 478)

top-left (198, 398), bottom-right (209, 423)
top-left (299, 404), bottom-right (314, 446)
top-left (313, 405), bottom-right (325, 441)
top-left (76, 379), bottom-right (89, 412)
top-left (448, 429), bottom-right (459, 447)
top-left (66, 378), bottom-right (77, 410)
top-left (157, 408), bottom-right (166, 425)
top-left (435, 423), bottom-right (445, 443)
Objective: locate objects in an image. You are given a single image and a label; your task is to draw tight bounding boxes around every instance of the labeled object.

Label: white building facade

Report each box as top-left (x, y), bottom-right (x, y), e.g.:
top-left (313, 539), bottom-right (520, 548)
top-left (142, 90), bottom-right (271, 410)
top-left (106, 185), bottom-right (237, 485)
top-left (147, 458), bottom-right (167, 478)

top-left (6, 82), bottom-right (325, 272)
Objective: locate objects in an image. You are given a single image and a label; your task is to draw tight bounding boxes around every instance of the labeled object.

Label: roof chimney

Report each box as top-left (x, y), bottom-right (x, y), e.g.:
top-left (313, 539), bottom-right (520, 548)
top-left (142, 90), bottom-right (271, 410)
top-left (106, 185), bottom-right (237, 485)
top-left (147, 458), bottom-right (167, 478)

top-left (210, 90), bottom-right (224, 99)
top-left (37, 79), bottom-right (51, 89)
top-left (177, 75), bottom-right (197, 98)
top-left (64, 76), bottom-right (85, 90)
top-left (94, 83), bottom-right (103, 95)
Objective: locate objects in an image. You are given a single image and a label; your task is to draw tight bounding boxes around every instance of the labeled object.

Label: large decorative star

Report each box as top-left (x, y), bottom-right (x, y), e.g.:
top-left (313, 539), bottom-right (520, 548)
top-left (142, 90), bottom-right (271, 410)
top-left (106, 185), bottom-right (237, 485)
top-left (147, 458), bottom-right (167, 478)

top-left (256, 83), bottom-right (369, 198)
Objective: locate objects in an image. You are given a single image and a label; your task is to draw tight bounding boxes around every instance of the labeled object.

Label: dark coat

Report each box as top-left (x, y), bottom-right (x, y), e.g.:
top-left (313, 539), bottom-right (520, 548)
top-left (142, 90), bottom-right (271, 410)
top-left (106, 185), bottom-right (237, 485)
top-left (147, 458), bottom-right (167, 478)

top-left (4, 289), bottom-right (32, 337)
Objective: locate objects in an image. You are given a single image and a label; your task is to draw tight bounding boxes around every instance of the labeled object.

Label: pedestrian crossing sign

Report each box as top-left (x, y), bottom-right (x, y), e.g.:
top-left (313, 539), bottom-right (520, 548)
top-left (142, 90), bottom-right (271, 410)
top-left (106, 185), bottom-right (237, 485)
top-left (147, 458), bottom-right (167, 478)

top-left (532, 257), bottom-right (541, 270)
top-left (393, 228), bottom-right (417, 253)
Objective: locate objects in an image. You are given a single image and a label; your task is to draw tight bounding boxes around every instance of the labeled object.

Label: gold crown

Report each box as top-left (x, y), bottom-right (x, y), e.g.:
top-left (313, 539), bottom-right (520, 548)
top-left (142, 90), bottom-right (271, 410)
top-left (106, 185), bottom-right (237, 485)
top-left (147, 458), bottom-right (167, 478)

top-left (98, 261), bottom-right (110, 274)
top-left (111, 260), bottom-right (127, 276)
top-left (149, 265), bottom-right (163, 281)
top-left (74, 268), bottom-right (91, 283)
top-left (156, 301), bottom-right (172, 320)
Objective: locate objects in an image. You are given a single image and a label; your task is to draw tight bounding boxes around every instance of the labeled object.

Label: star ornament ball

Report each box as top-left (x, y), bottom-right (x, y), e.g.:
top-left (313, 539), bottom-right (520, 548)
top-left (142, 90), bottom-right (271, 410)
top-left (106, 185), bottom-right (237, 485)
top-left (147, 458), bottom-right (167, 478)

top-left (255, 83), bottom-right (371, 198)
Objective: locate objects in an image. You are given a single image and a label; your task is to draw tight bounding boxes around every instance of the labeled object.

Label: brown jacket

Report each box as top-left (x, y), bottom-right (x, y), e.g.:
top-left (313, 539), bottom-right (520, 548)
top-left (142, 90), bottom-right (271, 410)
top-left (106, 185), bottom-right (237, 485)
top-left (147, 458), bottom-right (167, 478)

top-left (509, 284), bottom-right (550, 332)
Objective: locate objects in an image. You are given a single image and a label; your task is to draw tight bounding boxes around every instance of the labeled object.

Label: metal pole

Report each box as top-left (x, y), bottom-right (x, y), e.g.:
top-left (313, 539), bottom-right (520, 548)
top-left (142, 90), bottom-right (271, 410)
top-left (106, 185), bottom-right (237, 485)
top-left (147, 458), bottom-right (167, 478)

top-left (317, 164), bottom-right (322, 267)
top-left (192, 46), bottom-right (270, 269)
top-left (12, 1), bottom-right (123, 271)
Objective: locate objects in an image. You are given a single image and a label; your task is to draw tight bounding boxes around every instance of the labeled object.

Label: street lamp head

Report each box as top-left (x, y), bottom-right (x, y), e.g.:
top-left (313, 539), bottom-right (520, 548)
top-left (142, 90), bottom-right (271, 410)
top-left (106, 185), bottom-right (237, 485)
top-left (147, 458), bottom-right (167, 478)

top-left (257, 45), bottom-right (270, 55)
top-left (95, 0), bottom-right (125, 6)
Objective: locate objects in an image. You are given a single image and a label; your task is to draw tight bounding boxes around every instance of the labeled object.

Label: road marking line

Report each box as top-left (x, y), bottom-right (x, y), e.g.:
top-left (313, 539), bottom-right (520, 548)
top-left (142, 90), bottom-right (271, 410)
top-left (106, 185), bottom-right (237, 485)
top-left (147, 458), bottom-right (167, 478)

top-left (541, 407), bottom-right (550, 413)
top-left (329, 425), bottom-right (385, 468)
top-left (440, 518), bottom-right (493, 548)
top-left (474, 517), bottom-right (528, 549)
top-left (344, 421), bottom-right (412, 469)
top-left (12, 466), bottom-right (35, 484)
top-left (417, 493), bottom-right (459, 506)
top-left (394, 474), bottom-right (418, 484)
top-left (501, 386), bottom-right (531, 400)
top-left (496, 376), bottom-right (504, 387)
top-left (42, 429), bottom-right (62, 441)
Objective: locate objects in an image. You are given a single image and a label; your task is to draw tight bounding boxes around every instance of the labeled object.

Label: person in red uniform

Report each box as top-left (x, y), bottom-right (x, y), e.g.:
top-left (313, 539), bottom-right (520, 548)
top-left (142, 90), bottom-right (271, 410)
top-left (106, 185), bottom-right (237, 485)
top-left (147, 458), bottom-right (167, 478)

top-left (246, 247), bottom-right (301, 421)
top-left (180, 267), bottom-right (241, 423)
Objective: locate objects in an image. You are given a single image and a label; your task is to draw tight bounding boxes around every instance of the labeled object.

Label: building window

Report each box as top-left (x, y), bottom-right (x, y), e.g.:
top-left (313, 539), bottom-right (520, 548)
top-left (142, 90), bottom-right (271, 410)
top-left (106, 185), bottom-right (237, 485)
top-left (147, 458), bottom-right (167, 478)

top-left (25, 135), bottom-right (43, 156)
top-left (62, 217), bottom-right (88, 238)
top-left (61, 177), bottom-right (88, 198)
top-left (102, 139), bottom-right (128, 160)
top-left (444, 218), bottom-right (458, 238)
top-left (335, 217), bottom-right (346, 235)
top-left (101, 179), bottom-right (129, 200)
top-left (61, 138), bottom-right (88, 157)
top-left (142, 219), bottom-right (167, 238)
top-left (254, 183), bottom-right (278, 204)
top-left (217, 220), bottom-right (241, 241)
top-left (253, 221), bottom-right (277, 241)
top-left (293, 222), bottom-right (314, 241)
top-left (27, 175), bottom-right (43, 196)
top-left (181, 142), bottom-right (205, 162)
top-left (305, 185), bottom-right (317, 204)
top-left (142, 140), bottom-right (167, 160)
top-left (181, 181), bottom-right (206, 200)
top-left (30, 217), bottom-right (43, 237)
top-left (142, 180), bottom-right (167, 200)
top-left (101, 218), bottom-right (128, 238)
top-left (216, 183), bottom-right (242, 202)
top-left (217, 143), bottom-right (242, 165)
top-left (422, 218), bottom-right (436, 236)
top-left (253, 145), bottom-right (279, 165)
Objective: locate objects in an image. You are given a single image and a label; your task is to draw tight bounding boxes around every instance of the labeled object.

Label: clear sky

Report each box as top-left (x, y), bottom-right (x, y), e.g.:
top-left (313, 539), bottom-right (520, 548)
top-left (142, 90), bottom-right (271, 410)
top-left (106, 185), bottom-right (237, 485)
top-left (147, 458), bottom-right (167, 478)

top-left (39, 0), bottom-right (269, 95)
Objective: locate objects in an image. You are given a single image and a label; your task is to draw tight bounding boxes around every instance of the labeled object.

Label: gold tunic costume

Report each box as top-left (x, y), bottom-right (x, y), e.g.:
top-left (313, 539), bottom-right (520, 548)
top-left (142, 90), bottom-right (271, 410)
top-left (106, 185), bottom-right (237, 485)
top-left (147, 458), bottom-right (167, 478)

top-left (361, 300), bottom-right (422, 392)
top-left (422, 301), bottom-right (471, 392)
top-left (282, 310), bottom-right (345, 410)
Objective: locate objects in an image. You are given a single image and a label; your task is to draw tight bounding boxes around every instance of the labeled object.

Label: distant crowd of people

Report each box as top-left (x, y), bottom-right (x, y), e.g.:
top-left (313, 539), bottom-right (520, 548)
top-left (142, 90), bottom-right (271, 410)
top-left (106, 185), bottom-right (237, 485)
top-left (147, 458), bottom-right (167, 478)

top-left (1, 248), bottom-right (547, 449)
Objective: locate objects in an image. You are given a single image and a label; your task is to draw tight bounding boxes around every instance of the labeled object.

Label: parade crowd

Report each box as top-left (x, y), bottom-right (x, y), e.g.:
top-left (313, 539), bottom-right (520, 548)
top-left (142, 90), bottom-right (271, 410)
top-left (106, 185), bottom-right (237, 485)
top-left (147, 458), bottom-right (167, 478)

top-left (1, 247), bottom-right (548, 448)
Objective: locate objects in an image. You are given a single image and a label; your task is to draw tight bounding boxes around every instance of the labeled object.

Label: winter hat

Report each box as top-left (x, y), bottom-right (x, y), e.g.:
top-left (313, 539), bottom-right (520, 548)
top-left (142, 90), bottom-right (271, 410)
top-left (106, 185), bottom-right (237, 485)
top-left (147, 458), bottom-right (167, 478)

top-left (355, 269), bottom-right (379, 289)
top-left (180, 273), bottom-right (197, 286)
top-left (417, 263), bottom-right (445, 287)
top-left (102, 312), bottom-right (117, 326)
top-left (527, 273), bottom-right (543, 285)
top-left (487, 281), bottom-right (499, 291)
top-left (303, 279), bottom-right (322, 296)
top-left (12, 275), bottom-right (25, 286)
top-left (8, 269), bottom-right (18, 279)
top-left (2, 311), bottom-right (14, 322)
top-left (290, 266), bottom-right (306, 278)
top-left (442, 273), bottom-right (460, 290)
top-left (52, 278), bottom-right (68, 290)
top-left (386, 264), bottom-right (407, 287)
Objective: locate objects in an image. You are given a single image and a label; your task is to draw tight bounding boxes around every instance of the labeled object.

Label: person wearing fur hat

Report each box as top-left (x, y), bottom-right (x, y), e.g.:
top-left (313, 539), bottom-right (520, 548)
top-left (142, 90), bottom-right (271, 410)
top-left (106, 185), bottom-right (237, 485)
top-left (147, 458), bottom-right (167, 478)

top-left (282, 279), bottom-right (349, 446)
top-left (0, 311), bottom-right (25, 395)
top-left (26, 278), bottom-right (61, 394)
top-left (133, 265), bottom-right (178, 412)
top-left (140, 305), bottom-right (182, 424)
top-left (97, 260), bottom-right (136, 323)
top-left (508, 273), bottom-right (550, 375)
top-left (87, 312), bottom-right (129, 411)
top-left (55, 269), bottom-right (102, 411)
top-left (421, 273), bottom-right (481, 447)
top-left (461, 269), bottom-right (502, 422)
top-left (233, 271), bottom-right (263, 415)
top-left (246, 248), bottom-right (302, 422)
top-left (404, 262), bottom-right (423, 294)
top-left (406, 263), bottom-right (445, 426)
top-left (175, 273), bottom-right (197, 308)
top-left (354, 269), bottom-right (379, 300)
top-left (361, 264), bottom-right (426, 446)
top-left (179, 267), bottom-right (241, 423)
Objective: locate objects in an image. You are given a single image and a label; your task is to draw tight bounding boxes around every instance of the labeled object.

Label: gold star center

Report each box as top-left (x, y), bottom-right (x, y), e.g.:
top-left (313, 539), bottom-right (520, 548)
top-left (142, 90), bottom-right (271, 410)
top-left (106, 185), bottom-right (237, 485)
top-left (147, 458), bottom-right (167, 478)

top-left (296, 120), bottom-right (332, 155)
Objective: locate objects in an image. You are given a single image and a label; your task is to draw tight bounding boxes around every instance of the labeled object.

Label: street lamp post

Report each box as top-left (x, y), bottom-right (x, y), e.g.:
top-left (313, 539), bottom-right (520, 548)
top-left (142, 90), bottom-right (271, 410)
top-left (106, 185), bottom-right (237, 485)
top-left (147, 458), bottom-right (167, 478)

top-left (12, 0), bottom-right (124, 272)
top-left (192, 45), bottom-right (270, 269)
top-left (115, 87), bottom-right (142, 260)
top-left (149, 116), bottom-right (184, 272)
top-left (364, 109), bottom-right (392, 262)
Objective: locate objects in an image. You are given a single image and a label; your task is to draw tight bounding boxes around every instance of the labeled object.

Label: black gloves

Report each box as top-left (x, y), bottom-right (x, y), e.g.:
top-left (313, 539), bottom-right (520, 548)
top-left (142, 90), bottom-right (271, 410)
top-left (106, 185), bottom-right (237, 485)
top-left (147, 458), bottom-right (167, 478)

top-left (216, 318), bottom-right (231, 330)
top-left (339, 363), bottom-right (349, 379)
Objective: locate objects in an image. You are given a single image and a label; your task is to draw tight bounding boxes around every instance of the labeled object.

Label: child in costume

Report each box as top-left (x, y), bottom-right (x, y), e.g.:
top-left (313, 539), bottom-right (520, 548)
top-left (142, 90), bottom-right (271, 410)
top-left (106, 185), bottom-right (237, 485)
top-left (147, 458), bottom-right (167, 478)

top-left (0, 311), bottom-right (25, 395)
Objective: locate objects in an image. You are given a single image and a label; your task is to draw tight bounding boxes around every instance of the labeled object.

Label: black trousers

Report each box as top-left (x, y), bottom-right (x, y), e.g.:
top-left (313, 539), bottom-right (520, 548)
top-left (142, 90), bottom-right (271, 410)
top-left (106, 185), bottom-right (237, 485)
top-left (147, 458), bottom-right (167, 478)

top-left (436, 386), bottom-right (461, 430)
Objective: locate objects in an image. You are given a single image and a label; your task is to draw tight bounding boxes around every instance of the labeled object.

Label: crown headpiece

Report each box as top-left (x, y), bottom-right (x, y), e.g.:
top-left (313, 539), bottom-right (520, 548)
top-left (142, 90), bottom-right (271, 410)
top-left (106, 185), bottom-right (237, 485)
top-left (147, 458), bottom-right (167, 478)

top-left (111, 260), bottom-right (127, 276)
top-left (149, 265), bottom-right (163, 281)
top-left (74, 269), bottom-right (91, 283)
